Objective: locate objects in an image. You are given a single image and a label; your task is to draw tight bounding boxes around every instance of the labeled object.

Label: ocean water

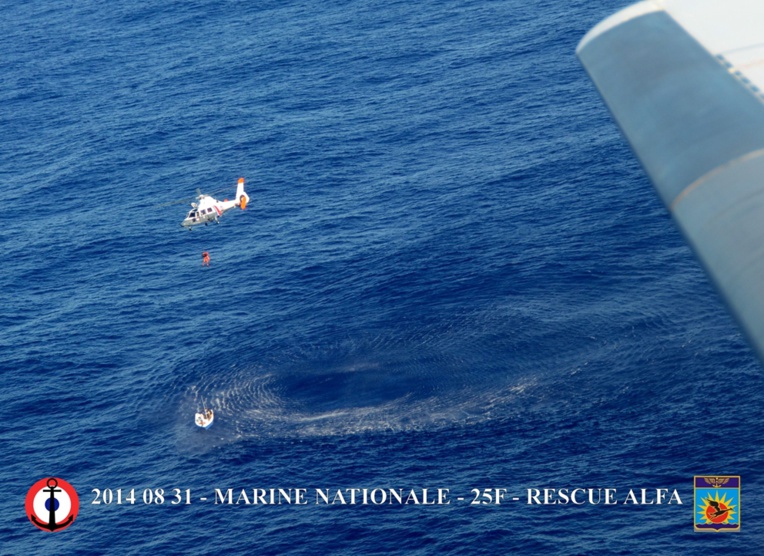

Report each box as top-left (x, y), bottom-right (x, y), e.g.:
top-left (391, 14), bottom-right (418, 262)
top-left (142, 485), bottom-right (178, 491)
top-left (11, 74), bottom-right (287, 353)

top-left (2, 0), bottom-right (763, 554)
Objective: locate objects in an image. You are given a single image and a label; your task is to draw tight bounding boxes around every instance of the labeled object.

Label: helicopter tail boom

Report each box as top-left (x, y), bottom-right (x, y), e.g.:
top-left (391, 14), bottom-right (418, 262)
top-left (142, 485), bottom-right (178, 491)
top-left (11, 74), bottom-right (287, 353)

top-left (236, 177), bottom-right (250, 209)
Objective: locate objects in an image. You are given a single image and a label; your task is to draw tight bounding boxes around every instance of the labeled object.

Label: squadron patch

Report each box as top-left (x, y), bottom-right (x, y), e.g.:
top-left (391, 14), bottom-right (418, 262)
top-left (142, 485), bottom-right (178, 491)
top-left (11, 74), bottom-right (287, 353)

top-left (694, 476), bottom-right (740, 532)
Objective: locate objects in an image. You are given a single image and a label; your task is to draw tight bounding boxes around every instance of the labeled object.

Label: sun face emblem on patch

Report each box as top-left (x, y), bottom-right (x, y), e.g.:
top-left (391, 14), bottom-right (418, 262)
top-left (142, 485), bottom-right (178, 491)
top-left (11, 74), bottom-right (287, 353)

top-left (694, 476), bottom-right (740, 532)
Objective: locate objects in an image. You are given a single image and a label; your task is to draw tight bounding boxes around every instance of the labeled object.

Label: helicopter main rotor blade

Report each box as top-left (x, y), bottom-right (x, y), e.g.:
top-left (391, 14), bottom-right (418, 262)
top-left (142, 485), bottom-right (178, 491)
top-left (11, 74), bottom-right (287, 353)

top-left (154, 196), bottom-right (197, 208)
top-left (154, 184), bottom-right (241, 208)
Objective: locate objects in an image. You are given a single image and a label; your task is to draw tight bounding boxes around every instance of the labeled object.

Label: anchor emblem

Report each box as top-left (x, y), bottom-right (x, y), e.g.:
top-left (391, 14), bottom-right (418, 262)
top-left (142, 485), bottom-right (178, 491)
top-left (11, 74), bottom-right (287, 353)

top-left (26, 477), bottom-right (79, 532)
top-left (30, 479), bottom-right (73, 531)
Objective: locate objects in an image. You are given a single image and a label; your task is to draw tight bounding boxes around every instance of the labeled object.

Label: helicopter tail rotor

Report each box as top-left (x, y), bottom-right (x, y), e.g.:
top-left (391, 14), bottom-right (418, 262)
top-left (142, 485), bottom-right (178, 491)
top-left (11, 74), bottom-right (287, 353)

top-left (236, 177), bottom-right (250, 209)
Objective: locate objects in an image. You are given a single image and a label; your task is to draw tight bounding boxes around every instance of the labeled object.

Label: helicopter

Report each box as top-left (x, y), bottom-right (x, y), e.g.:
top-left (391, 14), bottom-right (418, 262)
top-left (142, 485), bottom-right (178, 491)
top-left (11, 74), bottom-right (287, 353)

top-left (181, 177), bottom-right (250, 229)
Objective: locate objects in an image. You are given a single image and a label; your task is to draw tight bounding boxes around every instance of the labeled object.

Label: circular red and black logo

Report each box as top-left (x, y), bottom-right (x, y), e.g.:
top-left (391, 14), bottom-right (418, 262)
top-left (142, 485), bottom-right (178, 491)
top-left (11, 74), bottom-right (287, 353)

top-left (26, 477), bottom-right (79, 532)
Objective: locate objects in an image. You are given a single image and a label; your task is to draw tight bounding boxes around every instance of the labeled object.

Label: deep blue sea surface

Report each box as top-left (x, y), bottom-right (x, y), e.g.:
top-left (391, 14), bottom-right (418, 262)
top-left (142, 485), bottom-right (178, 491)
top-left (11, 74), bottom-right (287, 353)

top-left (2, 0), bottom-right (763, 554)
